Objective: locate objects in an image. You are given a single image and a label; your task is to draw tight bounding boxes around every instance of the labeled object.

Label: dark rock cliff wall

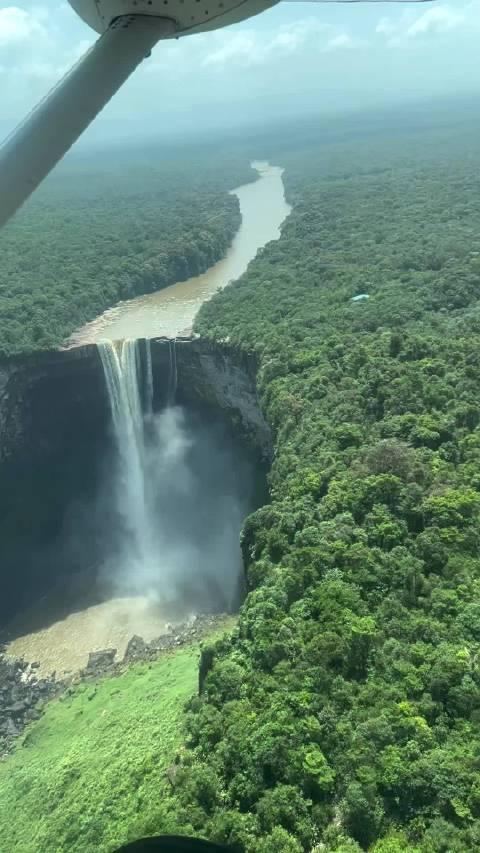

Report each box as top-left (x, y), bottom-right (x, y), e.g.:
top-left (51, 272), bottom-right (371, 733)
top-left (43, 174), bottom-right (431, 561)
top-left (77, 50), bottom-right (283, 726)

top-left (0, 338), bottom-right (270, 467)
top-left (0, 338), bottom-right (270, 624)
top-left (0, 345), bottom-right (108, 467)
top-left (150, 338), bottom-right (271, 458)
top-left (0, 347), bottom-right (110, 623)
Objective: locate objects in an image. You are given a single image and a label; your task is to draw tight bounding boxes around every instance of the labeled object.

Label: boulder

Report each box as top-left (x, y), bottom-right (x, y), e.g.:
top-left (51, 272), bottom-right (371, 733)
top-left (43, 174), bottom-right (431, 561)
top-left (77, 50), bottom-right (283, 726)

top-left (0, 653), bottom-right (59, 755)
top-left (124, 635), bottom-right (148, 661)
top-left (86, 649), bottom-right (116, 672)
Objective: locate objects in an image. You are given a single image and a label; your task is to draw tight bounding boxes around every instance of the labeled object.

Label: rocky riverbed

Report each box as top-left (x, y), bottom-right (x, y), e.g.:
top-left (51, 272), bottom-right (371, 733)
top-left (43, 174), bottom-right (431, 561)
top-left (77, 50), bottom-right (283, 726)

top-left (0, 655), bottom-right (59, 758)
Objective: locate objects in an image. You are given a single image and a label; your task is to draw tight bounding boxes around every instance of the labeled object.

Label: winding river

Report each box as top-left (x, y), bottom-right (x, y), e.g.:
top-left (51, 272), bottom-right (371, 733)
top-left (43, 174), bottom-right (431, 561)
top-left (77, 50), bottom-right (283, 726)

top-left (68, 161), bottom-right (291, 345)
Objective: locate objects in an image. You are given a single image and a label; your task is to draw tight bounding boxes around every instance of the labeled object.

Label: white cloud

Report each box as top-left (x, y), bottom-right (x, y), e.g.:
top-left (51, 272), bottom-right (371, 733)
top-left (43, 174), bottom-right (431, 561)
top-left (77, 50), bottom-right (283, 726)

top-left (376, 17), bottom-right (397, 38)
top-left (0, 2), bottom-right (94, 84)
top-left (147, 18), bottom-right (361, 74)
top-left (200, 24), bottom-right (305, 69)
top-left (202, 32), bottom-right (258, 67)
top-left (324, 33), bottom-right (355, 53)
top-left (269, 27), bottom-right (307, 55)
top-left (376, 1), bottom-right (480, 47)
top-left (0, 6), bottom-right (46, 46)
top-left (407, 6), bottom-right (465, 37)
top-left (17, 59), bottom-right (56, 80)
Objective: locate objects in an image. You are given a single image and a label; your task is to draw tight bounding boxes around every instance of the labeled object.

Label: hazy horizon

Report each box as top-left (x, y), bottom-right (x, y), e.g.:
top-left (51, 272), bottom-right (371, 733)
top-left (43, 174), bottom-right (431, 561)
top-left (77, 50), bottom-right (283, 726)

top-left (1, 1), bottom-right (480, 147)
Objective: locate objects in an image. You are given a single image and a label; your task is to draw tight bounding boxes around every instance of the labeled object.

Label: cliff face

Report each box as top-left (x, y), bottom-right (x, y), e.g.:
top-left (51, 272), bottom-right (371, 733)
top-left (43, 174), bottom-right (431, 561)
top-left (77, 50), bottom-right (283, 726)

top-left (0, 345), bottom-right (108, 467)
top-left (150, 338), bottom-right (271, 458)
top-left (0, 346), bottom-right (110, 623)
top-left (0, 338), bottom-right (270, 624)
top-left (0, 338), bottom-right (270, 468)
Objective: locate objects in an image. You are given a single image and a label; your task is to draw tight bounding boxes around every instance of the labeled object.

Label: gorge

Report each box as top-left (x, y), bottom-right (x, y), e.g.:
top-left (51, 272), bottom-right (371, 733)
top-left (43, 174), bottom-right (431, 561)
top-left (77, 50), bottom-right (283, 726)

top-left (0, 337), bottom-right (270, 675)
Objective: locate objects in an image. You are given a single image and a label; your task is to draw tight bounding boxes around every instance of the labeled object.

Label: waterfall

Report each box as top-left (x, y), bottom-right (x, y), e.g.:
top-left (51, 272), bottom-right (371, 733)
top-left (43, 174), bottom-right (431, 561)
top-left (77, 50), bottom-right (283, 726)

top-left (168, 338), bottom-right (177, 405)
top-left (145, 338), bottom-right (154, 416)
top-left (98, 339), bottom-right (155, 575)
top-left (96, 336), bottom-right (249, 613)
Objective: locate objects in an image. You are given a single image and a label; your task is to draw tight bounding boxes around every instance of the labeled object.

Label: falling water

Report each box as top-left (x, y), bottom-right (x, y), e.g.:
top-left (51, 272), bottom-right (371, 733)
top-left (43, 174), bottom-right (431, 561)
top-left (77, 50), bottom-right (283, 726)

top-left (97, 337), bottom-right (190, 603)
top-left (168, 338), bottom-right (177, 405)
top-left (97, 339), bottom-right (155, 579)
top-left (96, 336), bottom-right (252, 614)
top-left (145, 338), bottom-right (154, 416)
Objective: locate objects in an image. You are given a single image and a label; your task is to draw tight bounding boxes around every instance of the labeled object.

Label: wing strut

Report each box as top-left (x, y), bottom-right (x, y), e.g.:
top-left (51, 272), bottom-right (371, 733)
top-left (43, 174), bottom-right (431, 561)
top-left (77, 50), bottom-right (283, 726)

top-left (0, 15), bottom-right (174, 229)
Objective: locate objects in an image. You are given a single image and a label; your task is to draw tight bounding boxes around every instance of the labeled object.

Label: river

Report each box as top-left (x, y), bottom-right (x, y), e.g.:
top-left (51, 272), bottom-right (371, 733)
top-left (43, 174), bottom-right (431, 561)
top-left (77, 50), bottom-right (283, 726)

top-left (67, 161), bottom-right (291, 345)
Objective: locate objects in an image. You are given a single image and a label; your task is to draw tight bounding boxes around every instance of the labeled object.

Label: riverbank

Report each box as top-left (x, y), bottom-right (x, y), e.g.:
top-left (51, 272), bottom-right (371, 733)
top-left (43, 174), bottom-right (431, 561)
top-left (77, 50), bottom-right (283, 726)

top-left (0, 148), bottom-right (250, 358)
top-left (4, 594), bottom-right (174, 679)
top-left (66, 162), bottom-right (290, 345)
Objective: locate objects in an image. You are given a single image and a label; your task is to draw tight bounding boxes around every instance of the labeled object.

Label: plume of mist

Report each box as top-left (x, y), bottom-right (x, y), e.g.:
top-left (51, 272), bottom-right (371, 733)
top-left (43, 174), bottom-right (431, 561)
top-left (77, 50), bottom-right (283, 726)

top-left (101, 401), bottom-right (252, 620)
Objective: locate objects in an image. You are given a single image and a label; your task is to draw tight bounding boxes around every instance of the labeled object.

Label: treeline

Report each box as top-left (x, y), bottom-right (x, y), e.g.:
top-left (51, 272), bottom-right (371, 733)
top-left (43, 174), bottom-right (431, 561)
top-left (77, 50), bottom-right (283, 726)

top-left (0, 146), bottom-right (252, 355)
top-left (158, 117), bottom-right (480, 850)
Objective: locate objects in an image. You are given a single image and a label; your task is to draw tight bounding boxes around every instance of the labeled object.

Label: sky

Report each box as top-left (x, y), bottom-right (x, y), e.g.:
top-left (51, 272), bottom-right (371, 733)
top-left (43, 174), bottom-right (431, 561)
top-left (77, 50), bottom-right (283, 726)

top-left (1, 1), bottom-right (480, 144)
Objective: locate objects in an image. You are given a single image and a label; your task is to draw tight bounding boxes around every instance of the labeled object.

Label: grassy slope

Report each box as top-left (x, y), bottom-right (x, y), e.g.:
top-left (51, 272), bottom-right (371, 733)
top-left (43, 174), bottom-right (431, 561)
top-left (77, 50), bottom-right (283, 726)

top-left (0, 619), bottom-right (235, 853)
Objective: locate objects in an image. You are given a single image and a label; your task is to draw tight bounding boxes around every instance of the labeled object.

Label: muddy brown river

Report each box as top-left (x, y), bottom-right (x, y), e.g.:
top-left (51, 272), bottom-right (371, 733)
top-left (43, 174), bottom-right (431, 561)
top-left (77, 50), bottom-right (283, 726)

top-left (68, 161), bottom-right (291, 345)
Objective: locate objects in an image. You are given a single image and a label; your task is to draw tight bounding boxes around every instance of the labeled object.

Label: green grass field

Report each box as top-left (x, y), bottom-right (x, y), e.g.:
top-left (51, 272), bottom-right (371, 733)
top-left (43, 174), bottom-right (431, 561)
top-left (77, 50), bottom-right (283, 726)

top-left (0, 621), bottom-right (234, 852)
